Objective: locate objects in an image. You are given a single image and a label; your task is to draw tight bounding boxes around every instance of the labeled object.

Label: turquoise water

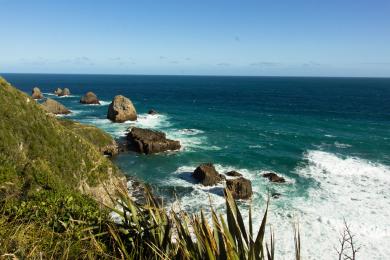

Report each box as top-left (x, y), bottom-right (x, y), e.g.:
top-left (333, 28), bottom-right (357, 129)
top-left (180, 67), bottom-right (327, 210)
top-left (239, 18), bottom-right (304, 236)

top-left (4, 73), bottom-right (390, 259)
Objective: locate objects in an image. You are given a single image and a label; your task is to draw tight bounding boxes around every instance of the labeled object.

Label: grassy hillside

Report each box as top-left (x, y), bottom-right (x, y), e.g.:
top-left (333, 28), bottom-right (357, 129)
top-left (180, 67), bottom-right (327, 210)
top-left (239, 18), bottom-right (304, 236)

top-left (0, 77), bottom-right (122, 199)
top-left (0, 77), bottom-right (125, 258)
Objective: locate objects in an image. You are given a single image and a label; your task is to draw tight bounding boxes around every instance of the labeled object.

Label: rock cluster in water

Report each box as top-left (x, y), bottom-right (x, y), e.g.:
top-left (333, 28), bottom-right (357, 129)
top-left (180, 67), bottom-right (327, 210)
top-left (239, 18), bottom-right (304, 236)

top-left (80, 91), bottom-right (100, 104)
top-left (31, 87), bottom-right (43, 99)
top-left (107, 95), bottom-right (137, 122)
top-left (127, 127), bottom-right (181, 154)
top-left (54, 88), bottom-right (71, 96)
top-left (192, 163), bottom-right (253, 199)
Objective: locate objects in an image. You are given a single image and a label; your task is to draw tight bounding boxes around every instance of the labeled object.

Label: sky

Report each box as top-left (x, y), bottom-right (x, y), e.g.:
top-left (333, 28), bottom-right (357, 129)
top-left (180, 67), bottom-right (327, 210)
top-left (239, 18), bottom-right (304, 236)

top-left (0, 0), bottom-right (389, 77)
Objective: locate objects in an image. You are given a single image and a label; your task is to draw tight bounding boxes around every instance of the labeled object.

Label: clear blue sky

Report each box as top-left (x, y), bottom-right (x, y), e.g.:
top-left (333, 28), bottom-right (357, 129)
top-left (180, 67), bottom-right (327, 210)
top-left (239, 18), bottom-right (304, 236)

top-left (1, 0), bottom-right (389, 77)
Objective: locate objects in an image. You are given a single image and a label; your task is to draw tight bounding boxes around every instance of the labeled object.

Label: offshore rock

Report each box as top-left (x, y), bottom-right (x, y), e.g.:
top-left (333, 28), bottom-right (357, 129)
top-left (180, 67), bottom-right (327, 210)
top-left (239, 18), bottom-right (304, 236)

top-left (54, 88), bottom-right (63, 96)
top-left (127, 127), bottom-right (180, 154)
top-left (262, 172), bottom-right (286, 183)
top-left (107, 95), bottom-right (137, 122)
top-left (59, 88), bottom-right (70, 96)
top-left (31, 87), bottom-right (43, 99)
top-left (192, 163), bottom-right (223, 186)
top-left (226, 177), bottom-right (252, 199)
top-left (80, 91), bottom-right (100, 104)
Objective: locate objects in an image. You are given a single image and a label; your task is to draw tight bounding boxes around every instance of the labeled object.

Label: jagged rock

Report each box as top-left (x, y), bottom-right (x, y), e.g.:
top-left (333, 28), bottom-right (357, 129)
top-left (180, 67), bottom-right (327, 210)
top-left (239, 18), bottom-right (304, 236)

top-left (226, 177), bottom-right (252, 199)
top-left (59, 88), bottom-right (70, 96)
top-left (262, 172), bottom-right (286, 183)
top-left (80, 92), bottom-right (100, 104)
top-left (127, 127), bottom-right (180, 154)
top-left (271, 192), bottom-right (281, 199)
top-left (192, 163), bottom-right (223, 186)
top-left (31, 87), bottom-right (43, 99)
top-left (54, 88), bottom-right (63, 96)
top-left (41, 98), bottom-right (70, 115)
top-left (148, 109), bottom-right (158, 115)
top-left (225, 170), bottom-right (243, 177)
top-left (107, 95), bottom-right (137, 122)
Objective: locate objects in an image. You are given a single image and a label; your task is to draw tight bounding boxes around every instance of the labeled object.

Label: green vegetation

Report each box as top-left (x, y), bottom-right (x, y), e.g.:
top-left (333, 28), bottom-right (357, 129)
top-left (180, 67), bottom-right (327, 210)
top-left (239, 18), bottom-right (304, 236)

top-left (0, 77), bottom-right (120, 195)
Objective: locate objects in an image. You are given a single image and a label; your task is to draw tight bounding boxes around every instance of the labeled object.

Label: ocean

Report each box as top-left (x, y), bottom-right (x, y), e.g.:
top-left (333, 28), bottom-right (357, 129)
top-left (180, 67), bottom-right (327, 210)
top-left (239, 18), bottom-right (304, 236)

top-left (3, 73), bottom-right (390, 259)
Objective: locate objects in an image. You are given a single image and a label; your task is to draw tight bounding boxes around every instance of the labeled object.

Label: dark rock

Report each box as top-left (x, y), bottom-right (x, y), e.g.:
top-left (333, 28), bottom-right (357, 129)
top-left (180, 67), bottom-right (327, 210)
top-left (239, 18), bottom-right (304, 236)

top-left (225, 170), bottom-right (243, 177)
top-left (148, 109), bottom-right (158, 115)
top-left (262, 172), bottom-right (286, 183)
top-left (59, 88), bottom-right (70, 96)
top-left (54, 88), bottom-right (63, 96)
top-left (80, 91), bottom-right (100, 104)
top-left (41, 98), bottom-right (70, 115)
top-left (192, 163), bottom-right (223, 186)
top-left (226, 177), bottom-right (253, 199)
top-left (107, 95), bottom-right (137, 122)
top-left (271, 192), bottom-right (281, 199)
top-left (31, 87), bottom-right (43, 99)
top-left (127, 127), bottom-right (180, 154)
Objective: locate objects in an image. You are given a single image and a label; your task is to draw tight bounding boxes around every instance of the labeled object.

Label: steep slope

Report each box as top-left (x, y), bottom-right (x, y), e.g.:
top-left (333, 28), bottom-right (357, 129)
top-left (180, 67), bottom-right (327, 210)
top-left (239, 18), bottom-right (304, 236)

top-left (0, 77), bottom-right (124, 202)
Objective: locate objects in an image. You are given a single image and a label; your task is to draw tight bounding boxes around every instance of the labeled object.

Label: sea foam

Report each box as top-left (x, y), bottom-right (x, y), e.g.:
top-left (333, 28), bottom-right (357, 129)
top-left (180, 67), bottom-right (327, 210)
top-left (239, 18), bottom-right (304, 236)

top-left (163, 152), bottom-right (390, 259)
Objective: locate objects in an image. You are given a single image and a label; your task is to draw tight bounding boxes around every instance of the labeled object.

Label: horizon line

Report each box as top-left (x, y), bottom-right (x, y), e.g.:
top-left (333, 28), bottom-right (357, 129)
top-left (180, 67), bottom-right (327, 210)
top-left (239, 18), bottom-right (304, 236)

top-left (1, 71), bottom-right (390, 79)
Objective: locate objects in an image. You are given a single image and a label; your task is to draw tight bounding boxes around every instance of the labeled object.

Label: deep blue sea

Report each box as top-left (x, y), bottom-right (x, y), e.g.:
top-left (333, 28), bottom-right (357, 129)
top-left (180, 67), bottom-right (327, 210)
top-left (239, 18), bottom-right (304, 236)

top-left (3, 73), bottom-right (390, 259)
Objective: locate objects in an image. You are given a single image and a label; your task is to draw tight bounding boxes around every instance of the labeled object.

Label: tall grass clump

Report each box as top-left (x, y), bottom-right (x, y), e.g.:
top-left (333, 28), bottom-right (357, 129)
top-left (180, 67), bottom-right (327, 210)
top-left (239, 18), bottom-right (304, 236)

top-left (105, 186), bottom-right (302, 260)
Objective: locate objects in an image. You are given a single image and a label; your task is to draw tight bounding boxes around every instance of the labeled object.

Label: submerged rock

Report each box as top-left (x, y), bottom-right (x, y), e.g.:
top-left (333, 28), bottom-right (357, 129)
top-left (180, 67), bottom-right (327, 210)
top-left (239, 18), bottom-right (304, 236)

top-left (31, 87), bottom-right (43, 99)
top-left (271, 192), bottom-right (282, 199)
top-left (54, 88), bottom-right (63, 96)
top-left (127, 127), bottom-right (180, 154)
top-left (80, 91), bottom-right (100, 104)
top-left (107, 95), bottom-right (137, 122)
top-left (148, 109), bottom-right (158, 115)
top-left (225, 170), bottom-right (243, 177)
top-left (41, 98), bottom-right (70, 115)
top-left (226, 177), bottom-right (252, 199)
top-left (262, 172), bottom-right (286, 183)
top-left (59, 88), bottom-right (70, 96)
top-left (192, 163), bottom-right (223, 186)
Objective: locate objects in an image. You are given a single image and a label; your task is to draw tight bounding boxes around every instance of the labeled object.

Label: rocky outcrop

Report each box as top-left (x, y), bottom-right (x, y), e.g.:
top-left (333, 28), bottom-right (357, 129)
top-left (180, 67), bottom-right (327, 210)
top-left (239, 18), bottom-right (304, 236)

top-left (192, 163), bottom-right (223, 186)
top-left (107, 95), bottom-right (137, 122)
top-left (80, 92), bottom-right (100, 104)
top-left (31, 87), bottom-right (43, 99)
top-left (59, 88), bottom-right (70, 96)
top-left (226, 177), bottom-right (252, 199)
top-left (101, 140), bottom-right (119, 157)
top-left (148, 109), bottom-right (158, 115)
top-left (225, 170), bottom-right (243, 177)
top-left (127, 127), bottom-right (181, 154)
top-left (41, 98), bottom-right (71, 115)
top-left (262, 172), bottom-right (285, 183)
top-left (54, 88), bottom-right (62, 96)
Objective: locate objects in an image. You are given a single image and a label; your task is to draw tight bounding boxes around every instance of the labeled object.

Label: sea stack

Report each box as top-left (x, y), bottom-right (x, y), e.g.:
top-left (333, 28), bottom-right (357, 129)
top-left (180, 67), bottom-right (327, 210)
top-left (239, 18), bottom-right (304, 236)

top-left (107, 95), bottom-right (137, 122)
top-left (54, 88), bottom-right (63, 96)
top-left (41, 98), bottom-right (71, 115)
top-left (80, 91), bottom-right (100, 104)
top-left (59, 88), bottom-right (70, 96)
top-left (31, 87), bottom-right (44, 99)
